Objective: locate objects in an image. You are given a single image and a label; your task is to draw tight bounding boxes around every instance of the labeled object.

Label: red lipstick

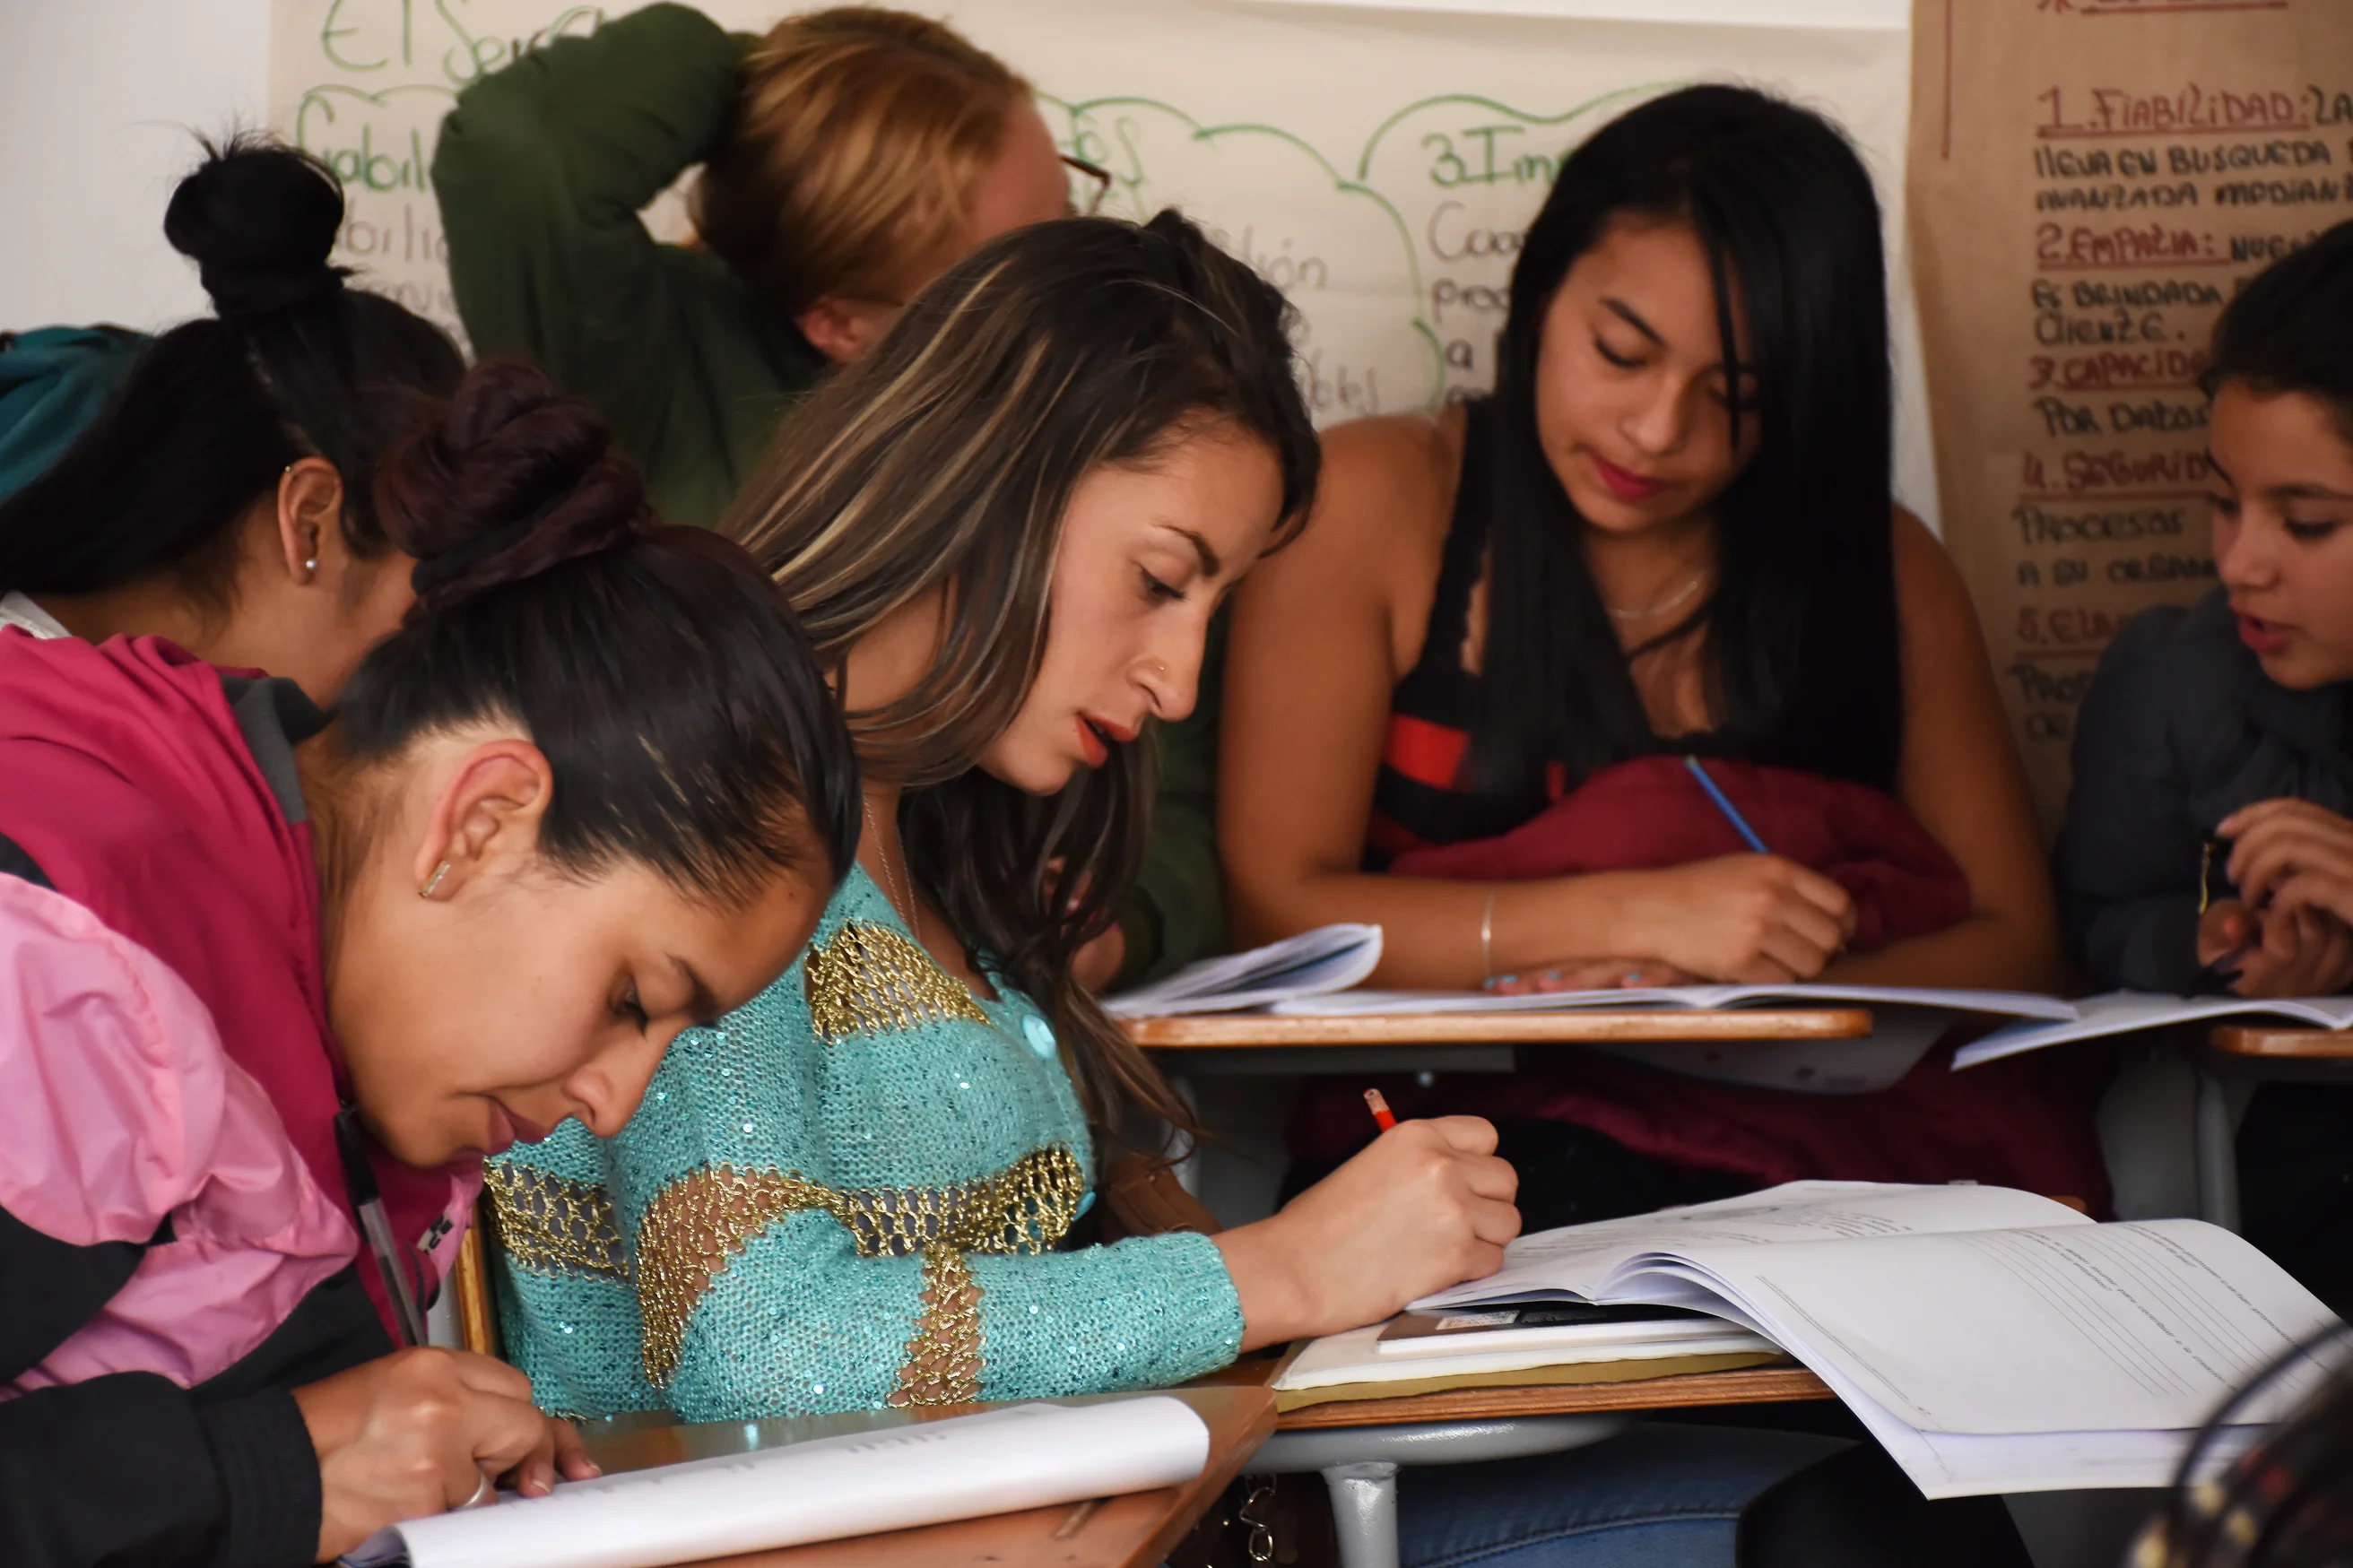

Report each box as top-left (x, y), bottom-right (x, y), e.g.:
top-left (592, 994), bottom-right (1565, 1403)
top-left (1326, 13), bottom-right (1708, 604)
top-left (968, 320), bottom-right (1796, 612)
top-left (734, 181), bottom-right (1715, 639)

top-left (1590, 454), bottom-right (1668, 504)
top-left (1076, 717), bottom-right (1109, 768)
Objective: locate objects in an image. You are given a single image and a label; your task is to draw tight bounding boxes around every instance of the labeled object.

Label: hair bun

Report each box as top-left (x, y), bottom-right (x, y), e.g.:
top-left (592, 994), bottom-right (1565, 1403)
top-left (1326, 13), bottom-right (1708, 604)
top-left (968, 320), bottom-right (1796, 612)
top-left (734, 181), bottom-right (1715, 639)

top-left (378, 359), bottom-right (654, 615)
top-left (164, 134), bottom-right (349, 318)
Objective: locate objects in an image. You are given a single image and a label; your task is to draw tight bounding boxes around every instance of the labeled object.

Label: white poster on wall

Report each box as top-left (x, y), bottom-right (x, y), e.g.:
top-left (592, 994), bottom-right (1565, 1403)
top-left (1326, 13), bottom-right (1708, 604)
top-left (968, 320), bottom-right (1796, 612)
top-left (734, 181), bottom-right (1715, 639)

top-left (267, 0), bottom-right (1923, 503)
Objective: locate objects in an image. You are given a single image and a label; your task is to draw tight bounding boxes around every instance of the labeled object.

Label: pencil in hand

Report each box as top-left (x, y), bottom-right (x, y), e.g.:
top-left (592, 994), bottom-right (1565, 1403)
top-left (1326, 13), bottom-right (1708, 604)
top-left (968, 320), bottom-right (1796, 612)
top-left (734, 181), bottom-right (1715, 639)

top-left (1364, 1087), bottom-right (1397, 1131)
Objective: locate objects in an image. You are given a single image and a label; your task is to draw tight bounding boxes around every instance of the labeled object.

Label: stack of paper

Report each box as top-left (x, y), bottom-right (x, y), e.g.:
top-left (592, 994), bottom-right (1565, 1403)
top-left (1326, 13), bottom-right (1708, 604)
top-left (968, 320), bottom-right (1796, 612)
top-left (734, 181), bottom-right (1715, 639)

top-left (344, 1398), bottom-right (1210, 1568)
top-left (1274, 1312), bottom-right (1779, 1411)
top-left (1104, 923), bottom-right (1382, 1018)
top-left (1406, 1181), bottom-right (2342, 1496)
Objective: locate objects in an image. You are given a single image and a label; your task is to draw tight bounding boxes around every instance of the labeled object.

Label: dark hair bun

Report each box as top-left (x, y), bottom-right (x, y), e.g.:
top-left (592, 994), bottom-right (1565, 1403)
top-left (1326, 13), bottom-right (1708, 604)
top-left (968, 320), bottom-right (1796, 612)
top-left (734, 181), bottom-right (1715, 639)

top-left (164, 134), bottom-right (349, 318)
top-left (379, 359), bottom-right (654, 615)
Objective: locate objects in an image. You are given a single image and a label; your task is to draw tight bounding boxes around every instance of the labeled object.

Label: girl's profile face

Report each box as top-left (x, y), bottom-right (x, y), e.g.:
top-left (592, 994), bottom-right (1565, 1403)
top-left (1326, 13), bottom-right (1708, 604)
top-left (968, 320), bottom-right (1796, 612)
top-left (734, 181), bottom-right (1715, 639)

top-left (326, 742), bottom-right (831, 1166)
top-left (1532, 214), bottom-right (1762, 535)
top-left (978, 421), bottom-right (1284, 795)
top-left (2210, 378), bottom-right (2353, 689)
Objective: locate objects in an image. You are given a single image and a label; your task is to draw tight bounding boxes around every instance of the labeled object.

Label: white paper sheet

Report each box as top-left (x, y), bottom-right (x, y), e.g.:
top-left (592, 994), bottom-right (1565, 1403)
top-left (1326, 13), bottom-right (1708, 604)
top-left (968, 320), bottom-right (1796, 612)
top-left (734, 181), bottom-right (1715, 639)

top-left (344, 1398), bottom-right (1209, 1568)
top-left (1954, 991), bottom-right (2353, 1070)
top-left (1103, 923), bottom-right (1382, 1018)
top-left (1272, 983), bottom-right (2076, 1019)
top-left (1414, 1181), bottom-right (2090, 1310)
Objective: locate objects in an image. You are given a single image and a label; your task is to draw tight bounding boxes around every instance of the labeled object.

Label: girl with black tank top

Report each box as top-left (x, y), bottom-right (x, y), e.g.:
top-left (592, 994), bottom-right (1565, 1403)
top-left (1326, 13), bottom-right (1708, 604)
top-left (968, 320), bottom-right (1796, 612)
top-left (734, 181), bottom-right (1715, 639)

top-left (1223, 85), bottom-right (2096, 1228)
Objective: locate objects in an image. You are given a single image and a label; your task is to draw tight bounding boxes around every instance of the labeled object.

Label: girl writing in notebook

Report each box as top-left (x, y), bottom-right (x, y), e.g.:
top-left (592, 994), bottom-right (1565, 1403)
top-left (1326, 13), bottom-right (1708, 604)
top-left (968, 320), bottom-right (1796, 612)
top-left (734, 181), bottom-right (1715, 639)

top-left (2058, 221), bottom-right (2353, 1311)
top-left (1219, 86), bottom-right (2100, 1224)
top-left (486, 211), bottom-right (1519, 1421)
top-left (0, 138), bottom-right (465, 701)
top-left (0, 361), bottom-right (859, 1565)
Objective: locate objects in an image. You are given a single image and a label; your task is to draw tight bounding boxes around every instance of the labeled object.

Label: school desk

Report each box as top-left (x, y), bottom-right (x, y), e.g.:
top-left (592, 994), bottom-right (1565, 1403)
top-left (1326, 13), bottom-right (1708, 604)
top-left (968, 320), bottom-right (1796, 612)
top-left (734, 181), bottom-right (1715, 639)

top-left (572, 1383), bottom-right (1274, 1568)
top-left (2194, 1023), bottom-right (2353, 1231)
top-left (1216, 1348), bottom-right (1833, 1568)
top-left (1122, 1006), bottom-right (1875, 1077)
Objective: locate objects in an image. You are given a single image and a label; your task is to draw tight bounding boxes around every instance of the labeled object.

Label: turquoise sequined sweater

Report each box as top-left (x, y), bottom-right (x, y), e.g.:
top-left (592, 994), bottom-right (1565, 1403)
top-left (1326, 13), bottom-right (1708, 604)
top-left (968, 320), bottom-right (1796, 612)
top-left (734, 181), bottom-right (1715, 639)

top-left (486, 867), bottom-right (1244, 1418)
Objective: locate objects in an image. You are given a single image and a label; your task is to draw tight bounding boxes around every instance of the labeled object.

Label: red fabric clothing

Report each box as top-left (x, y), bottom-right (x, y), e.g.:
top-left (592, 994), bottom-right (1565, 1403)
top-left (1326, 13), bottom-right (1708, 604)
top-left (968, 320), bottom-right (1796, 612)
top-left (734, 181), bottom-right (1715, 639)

top-left (1392, 754), bottom-right (1973, 954)
top-left (0, 629), bottom-right (474, 1339)
top-left (1291, 1047), bottom-right (2114, 1207)
top-left (1326, 752), bottom-right (2112, 1213)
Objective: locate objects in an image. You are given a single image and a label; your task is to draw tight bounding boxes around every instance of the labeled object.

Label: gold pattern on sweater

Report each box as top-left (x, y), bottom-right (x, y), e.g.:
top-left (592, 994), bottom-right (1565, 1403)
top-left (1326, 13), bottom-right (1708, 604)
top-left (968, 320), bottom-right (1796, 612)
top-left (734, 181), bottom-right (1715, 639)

top-left (632, 1145), bottom-right (1085, 1389)
top-left (890, 1247), bottom-right (985, 1407)
top-left (482, 1164), bottom-right (628, 1283)
top-left (803, 921), bottom-right (988, 1044)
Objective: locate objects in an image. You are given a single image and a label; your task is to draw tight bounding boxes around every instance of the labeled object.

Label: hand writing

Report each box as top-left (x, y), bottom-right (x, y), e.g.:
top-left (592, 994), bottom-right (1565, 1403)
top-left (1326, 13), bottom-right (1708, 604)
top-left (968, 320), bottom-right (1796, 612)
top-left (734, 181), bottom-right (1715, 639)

top-left (294, 1347), bottom-right (597, 1562)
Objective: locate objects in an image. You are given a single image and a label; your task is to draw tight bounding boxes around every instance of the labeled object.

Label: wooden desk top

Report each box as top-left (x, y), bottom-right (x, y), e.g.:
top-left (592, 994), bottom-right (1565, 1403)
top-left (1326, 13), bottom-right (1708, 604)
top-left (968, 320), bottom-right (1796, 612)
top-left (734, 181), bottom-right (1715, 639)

top-left (1123, 1009), bottom-right (1873, 1048)
top-left (2210, 1025), bottom-right (2353, 1061)
top-left (580, 1386), bottom-right (1272, 1568)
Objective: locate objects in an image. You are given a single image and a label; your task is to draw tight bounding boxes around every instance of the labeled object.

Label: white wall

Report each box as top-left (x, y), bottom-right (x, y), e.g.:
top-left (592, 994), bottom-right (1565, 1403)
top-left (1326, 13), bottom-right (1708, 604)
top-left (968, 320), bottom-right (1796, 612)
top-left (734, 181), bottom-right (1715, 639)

top-left (0, 0), bottom-right (270, 329)
top-left (0, 0), bottom-right (1906, 330)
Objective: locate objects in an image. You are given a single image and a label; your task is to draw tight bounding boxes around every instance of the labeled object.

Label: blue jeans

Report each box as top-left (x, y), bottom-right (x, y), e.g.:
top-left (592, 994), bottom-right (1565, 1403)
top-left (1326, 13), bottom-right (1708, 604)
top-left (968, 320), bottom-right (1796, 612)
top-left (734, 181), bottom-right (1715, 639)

top-left (1397, 1423), bottom-right (1850, 1568)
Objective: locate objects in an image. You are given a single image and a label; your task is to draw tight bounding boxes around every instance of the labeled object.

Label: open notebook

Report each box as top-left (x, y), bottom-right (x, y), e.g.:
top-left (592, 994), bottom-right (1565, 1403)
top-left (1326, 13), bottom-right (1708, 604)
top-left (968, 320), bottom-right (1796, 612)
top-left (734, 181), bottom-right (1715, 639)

top-left (1409, 1182), bottom-right (2341, 1497)
top-left (1955, 991), bottom-right (2353, 1067)
top-left (343, 1398), bottom-right (1208, 1568)
top-left (1102, 923), bottom-right (1382, 1018)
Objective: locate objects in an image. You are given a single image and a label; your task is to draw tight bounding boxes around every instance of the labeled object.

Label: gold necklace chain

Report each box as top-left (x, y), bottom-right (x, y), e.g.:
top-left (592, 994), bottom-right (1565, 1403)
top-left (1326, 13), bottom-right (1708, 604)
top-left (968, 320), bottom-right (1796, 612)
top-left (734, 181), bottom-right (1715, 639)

top-left (862, 798), bottom-right (923, 944)
top-left (1604, 569), bottom-right (1706, 622)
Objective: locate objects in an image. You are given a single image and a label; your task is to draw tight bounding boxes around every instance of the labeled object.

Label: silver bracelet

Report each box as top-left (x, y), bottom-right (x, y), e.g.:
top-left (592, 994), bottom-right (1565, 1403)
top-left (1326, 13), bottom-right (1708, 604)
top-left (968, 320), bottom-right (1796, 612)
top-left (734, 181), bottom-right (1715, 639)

top-left (1480, 890), bottom-right (1497, 981)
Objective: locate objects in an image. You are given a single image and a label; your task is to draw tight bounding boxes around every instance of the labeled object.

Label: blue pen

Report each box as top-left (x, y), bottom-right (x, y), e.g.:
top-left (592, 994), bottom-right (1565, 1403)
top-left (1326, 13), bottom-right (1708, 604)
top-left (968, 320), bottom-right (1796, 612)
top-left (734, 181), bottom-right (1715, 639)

top-left (1683, 754), bottom-right (1769, 853)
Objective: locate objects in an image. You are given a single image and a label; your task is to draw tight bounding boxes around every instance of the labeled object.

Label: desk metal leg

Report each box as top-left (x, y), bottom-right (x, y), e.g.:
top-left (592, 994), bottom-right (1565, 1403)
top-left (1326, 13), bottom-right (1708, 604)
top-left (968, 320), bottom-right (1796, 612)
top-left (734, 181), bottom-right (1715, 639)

top-left (2195, 1070), bottom-right (2240, 1232)
top-left (1320, 1460), bottom-right (1401, 1568)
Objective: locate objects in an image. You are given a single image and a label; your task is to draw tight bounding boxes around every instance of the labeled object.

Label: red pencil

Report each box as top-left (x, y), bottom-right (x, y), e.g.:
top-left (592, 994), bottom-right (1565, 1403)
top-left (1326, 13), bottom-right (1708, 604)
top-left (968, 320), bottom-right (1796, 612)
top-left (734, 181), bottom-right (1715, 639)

top-left (1363, 1087), bottom-right (1397, 1131)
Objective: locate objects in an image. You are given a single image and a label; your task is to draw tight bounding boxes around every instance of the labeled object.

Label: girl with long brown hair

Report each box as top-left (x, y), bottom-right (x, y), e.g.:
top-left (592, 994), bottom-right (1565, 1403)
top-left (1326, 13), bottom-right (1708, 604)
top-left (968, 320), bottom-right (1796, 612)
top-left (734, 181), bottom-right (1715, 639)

top-left (483, 211), bottom-right (1521, 1422)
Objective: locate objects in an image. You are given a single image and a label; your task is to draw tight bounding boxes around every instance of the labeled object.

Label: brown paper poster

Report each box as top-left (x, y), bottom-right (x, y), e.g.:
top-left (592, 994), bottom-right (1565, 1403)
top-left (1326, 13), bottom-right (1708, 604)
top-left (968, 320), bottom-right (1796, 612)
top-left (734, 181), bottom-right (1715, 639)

top-left (1910, 0), bottom-right (2353, 831)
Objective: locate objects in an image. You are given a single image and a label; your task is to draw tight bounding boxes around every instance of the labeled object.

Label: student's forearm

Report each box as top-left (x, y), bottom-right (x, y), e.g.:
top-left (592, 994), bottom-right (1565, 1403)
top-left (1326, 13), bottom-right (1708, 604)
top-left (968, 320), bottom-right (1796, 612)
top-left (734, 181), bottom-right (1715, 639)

top-left (1231, 869), bottom-right (1665, 989)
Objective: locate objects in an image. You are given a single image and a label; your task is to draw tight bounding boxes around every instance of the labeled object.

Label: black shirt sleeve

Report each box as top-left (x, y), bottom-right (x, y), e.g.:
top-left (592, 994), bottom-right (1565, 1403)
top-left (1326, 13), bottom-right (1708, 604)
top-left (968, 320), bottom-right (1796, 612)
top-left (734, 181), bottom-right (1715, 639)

top-left (0, 1374), bottom-right (318, 1568)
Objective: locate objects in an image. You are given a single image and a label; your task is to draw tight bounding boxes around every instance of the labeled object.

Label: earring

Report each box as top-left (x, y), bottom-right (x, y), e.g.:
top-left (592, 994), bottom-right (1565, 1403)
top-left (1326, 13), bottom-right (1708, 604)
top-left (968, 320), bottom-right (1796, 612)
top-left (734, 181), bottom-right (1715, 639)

top-left (303, 556), bottom-right (318, 575)
top-left (419, 860), bottom-right (452, 898)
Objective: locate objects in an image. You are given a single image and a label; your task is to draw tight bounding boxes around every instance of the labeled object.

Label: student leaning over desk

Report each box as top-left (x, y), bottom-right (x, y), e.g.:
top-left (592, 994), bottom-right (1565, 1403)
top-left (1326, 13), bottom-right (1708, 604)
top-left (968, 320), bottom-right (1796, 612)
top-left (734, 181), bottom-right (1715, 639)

top-left (1220, 84), bottom-right (2103, 1228)
top-left (0, 360), bottom-right (860, 1566)
top-left (434, 0), bottom-right (1227, 992)
top-left (483, 210), bottom-right (1523, 1420)
top-left (2057, 221), bottom-right (2353, 1313)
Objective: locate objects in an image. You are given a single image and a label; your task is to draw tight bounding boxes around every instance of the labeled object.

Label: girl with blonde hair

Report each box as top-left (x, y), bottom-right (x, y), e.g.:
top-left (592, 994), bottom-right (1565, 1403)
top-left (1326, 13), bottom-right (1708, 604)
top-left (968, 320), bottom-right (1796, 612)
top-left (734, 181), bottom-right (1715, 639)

top-left (433, 3), bottom-right (1079, 530)
top-left (435, 6), bottom-right (1234, 993)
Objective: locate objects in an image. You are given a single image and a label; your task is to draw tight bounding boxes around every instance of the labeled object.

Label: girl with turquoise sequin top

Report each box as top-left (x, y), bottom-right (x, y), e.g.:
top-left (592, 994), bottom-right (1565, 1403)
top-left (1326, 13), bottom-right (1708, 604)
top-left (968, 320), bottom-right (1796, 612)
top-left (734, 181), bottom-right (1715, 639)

top-left (487, 211), bottom-right (1524, 1424)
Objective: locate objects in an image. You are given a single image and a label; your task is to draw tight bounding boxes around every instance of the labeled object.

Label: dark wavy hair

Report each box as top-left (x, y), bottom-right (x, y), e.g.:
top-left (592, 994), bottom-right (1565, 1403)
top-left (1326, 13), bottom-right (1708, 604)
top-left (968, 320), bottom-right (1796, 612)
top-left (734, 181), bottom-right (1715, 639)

top-left (2204, 218), bottom-right (2353, 427)
top-left (725, 210), bottom-right (1319, 1142)
top-left (1468, 84), bottom-right (1902, 820)
top-left (335, 360), bottom-right (861, 909)
top-left (0, 134), bottom-right (464, 612)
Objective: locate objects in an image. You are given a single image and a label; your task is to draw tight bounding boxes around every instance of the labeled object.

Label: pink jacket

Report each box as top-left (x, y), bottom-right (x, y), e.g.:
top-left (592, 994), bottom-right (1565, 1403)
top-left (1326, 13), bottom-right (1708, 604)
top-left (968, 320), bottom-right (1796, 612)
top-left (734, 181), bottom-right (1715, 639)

top-left (0, 629), bottom-right (477, 1347)
top-left (0, 874), bottom-right (356, 1395)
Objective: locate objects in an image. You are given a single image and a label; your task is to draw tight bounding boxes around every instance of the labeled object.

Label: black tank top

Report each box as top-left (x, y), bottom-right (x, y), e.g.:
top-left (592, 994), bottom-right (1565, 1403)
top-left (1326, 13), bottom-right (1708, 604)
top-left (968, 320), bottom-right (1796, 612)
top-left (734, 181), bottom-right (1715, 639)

top-left (1364, 400), bottom-right (1729, 869)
